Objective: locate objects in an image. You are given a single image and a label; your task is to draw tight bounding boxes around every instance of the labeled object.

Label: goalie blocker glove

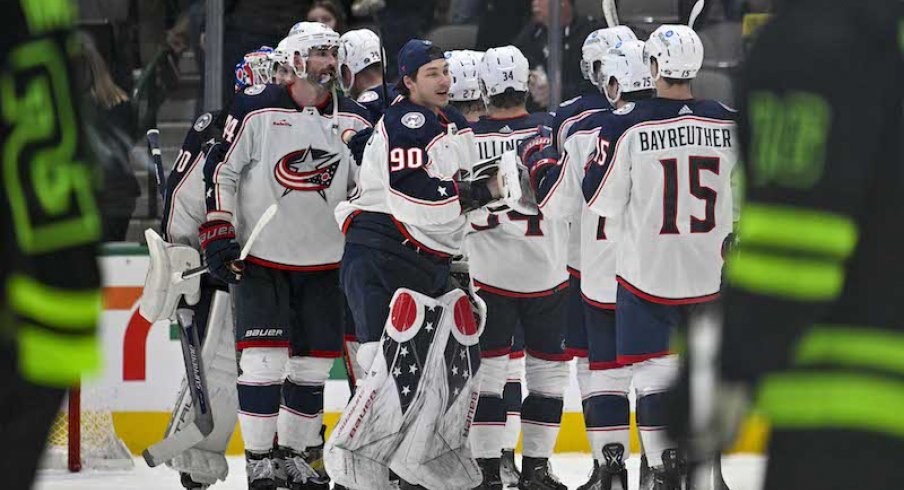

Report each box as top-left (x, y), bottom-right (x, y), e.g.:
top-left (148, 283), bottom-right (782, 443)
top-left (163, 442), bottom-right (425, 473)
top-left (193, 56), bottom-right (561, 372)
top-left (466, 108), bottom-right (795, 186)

top-left (199, 220), bottom-right (242, 284)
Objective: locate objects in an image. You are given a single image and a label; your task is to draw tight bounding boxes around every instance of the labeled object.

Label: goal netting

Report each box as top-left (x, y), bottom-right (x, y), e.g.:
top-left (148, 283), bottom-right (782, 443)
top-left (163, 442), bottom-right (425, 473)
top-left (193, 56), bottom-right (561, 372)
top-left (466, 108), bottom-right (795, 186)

top-left (42, 385), bottom-right (134, 472)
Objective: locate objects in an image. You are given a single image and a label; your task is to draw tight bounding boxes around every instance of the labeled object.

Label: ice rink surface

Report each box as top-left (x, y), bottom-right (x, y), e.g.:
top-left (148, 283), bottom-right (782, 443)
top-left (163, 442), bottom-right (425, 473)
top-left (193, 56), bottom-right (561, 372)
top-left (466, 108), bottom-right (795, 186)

top-left (35, 453), bottom-right (765, 490)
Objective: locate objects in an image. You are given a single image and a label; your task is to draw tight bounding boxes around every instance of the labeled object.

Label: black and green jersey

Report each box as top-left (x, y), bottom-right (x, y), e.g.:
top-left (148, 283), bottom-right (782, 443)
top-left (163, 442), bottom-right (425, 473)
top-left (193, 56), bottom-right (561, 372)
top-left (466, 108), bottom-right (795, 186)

top-left (722, 0), bottom-right (903, 437)
top-left (1, 0), bottom-right (102, 386)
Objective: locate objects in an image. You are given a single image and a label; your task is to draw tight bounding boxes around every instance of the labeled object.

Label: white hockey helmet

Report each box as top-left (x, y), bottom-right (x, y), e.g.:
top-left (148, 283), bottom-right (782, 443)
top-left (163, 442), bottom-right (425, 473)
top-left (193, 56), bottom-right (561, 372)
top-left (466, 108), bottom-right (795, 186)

top-left (580, 26), bottom-right (637, 86)
top-left (644, 25), bottom-right (704, 80)
top-left (599, 40), bottom-right (654, 104)
top-left (478, 45), bottom-right (530, 100)
top-left (338, 29), bottom-right (383, 92)
top-left (281, 22), bottom-right (340, 81)
top-left (445, 50), bottom-right (483, 102)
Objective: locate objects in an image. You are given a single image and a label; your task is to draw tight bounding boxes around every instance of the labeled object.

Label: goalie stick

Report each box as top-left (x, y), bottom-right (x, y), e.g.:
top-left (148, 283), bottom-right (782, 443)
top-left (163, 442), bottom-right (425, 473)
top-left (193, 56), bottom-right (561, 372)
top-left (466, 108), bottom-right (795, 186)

top-left (143, 308), bottom-right (215, 467)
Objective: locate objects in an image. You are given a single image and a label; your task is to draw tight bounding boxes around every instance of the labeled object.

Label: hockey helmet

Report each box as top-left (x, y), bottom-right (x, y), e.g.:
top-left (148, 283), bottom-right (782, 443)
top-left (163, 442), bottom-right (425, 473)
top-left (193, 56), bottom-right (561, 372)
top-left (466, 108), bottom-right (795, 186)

top-left (478, 46), bottom-right (529, 101)
top-left (338, 29), bottom-right (383, 92)
top-left (580, 26), bottom-right (637, 87)
top-left (644, 25), bottom-right (704, 80)
top-left (234, 46), bottom-right (274, 91)
top-left (281, 22), bottom-right (340, 82)
top-left (445, 50), bottom-right (483, 102)
top-left (599, 40), bottom-right (654, 104)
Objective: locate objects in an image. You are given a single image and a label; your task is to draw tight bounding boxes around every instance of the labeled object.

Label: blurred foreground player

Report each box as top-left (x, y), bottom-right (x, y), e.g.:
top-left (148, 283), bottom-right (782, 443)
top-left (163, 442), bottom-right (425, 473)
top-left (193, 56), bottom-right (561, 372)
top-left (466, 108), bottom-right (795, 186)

top-left (0, 1), bottom-right (102, 487)
top-left (719, 1), bottom-right (904, 488)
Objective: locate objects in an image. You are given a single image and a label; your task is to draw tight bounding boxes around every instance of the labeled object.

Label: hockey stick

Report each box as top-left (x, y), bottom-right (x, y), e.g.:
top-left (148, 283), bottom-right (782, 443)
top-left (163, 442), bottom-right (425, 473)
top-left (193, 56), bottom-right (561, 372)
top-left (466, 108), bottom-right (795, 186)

top-left (602, 0), bottom-right (619, 27)
top-left (143, 308), bottom-right (215, 467)
top-left (148, 129), bottom-right (167, 200)
top-left (688, 0), bottom-right (706, 29)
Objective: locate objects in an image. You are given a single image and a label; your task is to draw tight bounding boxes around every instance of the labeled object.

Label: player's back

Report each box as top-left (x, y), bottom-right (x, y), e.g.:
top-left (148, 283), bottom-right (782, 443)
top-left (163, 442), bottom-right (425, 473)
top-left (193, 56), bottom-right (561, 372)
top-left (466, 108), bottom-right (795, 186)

top-left (466, 112), bottom-right (569, 295)
top-left (585, 98), bottom-right (737, 302)
top-left (551, 91), bottom-right (610, 153)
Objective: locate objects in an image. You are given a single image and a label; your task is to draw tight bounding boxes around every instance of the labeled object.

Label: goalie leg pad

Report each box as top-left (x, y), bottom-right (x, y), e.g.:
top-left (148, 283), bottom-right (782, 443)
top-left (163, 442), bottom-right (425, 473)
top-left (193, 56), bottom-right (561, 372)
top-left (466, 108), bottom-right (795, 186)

top-left (522, 355), bottom-right (569, 458)
top-left (278, 356), bottom-right (333, 450)
top-left (634, 354), bottom-right (679, 467)
top-left (470, 355), bottom-right (508, 458)
top-left (166, 290), bottom-right (238, 483)
top-left (140, 229), bottom-right (202, 322)
top-left (356, 341), bottom-right (380, 376)
top-left (237, 347), bottom-right (287, 452)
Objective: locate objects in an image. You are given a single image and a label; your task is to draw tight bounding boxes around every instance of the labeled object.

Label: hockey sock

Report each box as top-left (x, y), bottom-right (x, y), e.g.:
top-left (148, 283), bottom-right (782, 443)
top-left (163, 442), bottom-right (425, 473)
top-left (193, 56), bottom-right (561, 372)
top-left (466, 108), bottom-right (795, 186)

top-left (277, 379), bottom-right (325, 450)
top-left (521, 394), bottom-right (564, 458)
top-left (636, 392), bottom-right (673, 467)
top-left (471, 356), bottom-right (508, 458)
top-left (502, 380), bottom-right (522, 450)
top-left (583, 365), bottom-right (632, 462)
top-left (237, 383), bottom-right (281, 452)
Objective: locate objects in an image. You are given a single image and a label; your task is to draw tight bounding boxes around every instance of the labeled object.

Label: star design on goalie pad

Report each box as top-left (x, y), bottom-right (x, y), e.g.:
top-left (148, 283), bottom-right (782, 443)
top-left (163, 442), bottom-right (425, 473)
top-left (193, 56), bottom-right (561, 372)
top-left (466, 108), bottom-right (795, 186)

top-left (402, 385), bottom-right (411, 396)
top-left (459, 350), bottom-right (467, 359)
top-left (437, 186), bottom-right (448, 197)
top-left (451, 365), bottom-right (458, 376)
top-left (206, 188), bottom-right (213, 198)
top-left (425, 321), bottom-right (434, 332)
top-left (393, 367), bottom-right (402, 377)
top-left (399, 346), bottom-right (409, 357)
top-left (409, 364), bottom-right (418, 374)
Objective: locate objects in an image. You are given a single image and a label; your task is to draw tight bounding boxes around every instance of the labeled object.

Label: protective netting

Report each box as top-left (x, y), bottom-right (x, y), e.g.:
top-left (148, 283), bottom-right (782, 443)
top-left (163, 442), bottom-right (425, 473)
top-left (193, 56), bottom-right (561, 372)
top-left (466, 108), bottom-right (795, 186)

top-left (42, 385), bottom-right (134, 471)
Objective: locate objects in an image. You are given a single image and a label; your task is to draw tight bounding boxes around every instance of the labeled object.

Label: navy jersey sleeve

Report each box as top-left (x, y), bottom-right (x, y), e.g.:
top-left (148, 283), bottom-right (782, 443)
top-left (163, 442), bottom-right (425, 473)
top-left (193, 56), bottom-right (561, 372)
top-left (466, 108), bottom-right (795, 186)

top-left (162, 111), bottom-right (219, 235)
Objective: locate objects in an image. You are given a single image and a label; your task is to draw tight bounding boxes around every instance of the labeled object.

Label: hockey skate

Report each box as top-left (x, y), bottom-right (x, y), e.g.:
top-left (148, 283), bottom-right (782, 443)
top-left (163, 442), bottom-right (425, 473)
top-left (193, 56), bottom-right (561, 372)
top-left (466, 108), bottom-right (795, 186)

top-left (500, 449), bottom-right (521, 488)
top-left (578, 443), bottom-right (628, 490)
top-left (245, 451), bottom-right (278, 490)
top-left (642, 449), bottom-right (686, 490)
top-left (474, 458), bottom-right (503, 490)
top-left (518, 457), bottom-right (567, 490)
top-left (180, 472), bottom-right (210, 489)
top-left (277, 446), bottom-right (330, 490)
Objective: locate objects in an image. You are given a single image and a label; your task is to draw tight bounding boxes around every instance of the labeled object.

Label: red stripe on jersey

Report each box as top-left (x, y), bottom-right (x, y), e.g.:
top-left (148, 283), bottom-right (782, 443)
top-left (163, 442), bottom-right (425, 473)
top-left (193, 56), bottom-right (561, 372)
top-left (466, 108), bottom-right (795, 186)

top-left (565, 348), bottom-right (588, 358)
top-left (237, 340), bottom-right (290, 350)
top-left (246, 256), bottom-right (340, 272)
top-left (567, 266), bottom-right (581, 279)
top-left (617, 350), bottom-right (673, 365)
top-left (473, 279), bottom-right (569, 298)
top-left (589, 360), bottom-right (622, 370)
top-left (580, 292), bottom-right (616, 310)
top-left (526, 348), bottom-right (572, 361)
top-left (341, 210), bottom-right (363, 234)
top-left (616, 275), bottom-right (719, 305)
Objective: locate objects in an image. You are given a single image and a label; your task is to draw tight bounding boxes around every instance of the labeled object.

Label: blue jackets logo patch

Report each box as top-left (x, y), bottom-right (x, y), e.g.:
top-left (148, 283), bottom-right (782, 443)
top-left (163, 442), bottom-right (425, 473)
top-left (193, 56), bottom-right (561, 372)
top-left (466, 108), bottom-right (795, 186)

top-left (273, 147), bottom-right (341, 200)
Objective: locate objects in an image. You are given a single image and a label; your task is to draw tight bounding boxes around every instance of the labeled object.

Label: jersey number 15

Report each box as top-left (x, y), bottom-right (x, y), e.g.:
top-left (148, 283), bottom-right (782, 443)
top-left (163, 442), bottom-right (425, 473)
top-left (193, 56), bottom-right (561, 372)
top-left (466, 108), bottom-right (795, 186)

top-left (659, 156), bottom-right (720, 234)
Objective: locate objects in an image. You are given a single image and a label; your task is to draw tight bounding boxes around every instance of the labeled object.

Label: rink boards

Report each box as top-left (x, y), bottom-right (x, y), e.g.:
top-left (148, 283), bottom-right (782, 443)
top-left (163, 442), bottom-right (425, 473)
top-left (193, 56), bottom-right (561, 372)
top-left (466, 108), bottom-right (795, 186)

top-left (93, 244), bottom-right (768, 455)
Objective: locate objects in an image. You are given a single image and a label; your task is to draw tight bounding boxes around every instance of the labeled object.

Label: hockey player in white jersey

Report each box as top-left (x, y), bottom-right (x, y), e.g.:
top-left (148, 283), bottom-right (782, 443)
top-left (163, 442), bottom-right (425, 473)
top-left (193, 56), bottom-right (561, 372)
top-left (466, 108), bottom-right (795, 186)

top-left (581, 25), bottom-right (738, 490)
top-left (446, 50), bottom-right (486, 123)
top-left (201, 22), bottom-right (373, 490)
top-left (466, 45), bottom-right (571, 490)
top-left (338, 29), bottom-right (398, 121)
top-left (328, 39), bottom-right (534, 490)
top-left (533, 39), bottom-right (654, 490)
top-left (153, 47), bottom-right (279, 490)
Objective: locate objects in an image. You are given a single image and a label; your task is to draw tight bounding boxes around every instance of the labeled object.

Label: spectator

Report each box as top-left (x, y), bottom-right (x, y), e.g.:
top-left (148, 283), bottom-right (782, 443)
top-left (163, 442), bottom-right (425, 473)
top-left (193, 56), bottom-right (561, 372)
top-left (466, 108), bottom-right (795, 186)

top-left (307, 0), bottom-right (348, 33)
top-left (371, 0), bottom-right (437, 81)
top-left (75, 31), bottom-right (141, 242)
top-left (514, 0), bottom-right (603, 108)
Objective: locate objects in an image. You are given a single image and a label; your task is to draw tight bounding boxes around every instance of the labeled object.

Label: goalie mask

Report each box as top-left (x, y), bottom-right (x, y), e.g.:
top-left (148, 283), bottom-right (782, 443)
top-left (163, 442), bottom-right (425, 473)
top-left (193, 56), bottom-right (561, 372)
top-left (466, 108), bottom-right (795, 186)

top-left (644, 24), bottom-right (704, 80)
top-left (598, 40), bottom-right (653, 104)
top-left (445, 50), bottom-right (483, 102)
top-left (280, 22), bottom-right (341, 86)
top-left (234, 46), bottom-right (274, 91)
top-left (580, 26), bottom-right (637, 87)
top-left (338, 29), bottom-right (383, 92)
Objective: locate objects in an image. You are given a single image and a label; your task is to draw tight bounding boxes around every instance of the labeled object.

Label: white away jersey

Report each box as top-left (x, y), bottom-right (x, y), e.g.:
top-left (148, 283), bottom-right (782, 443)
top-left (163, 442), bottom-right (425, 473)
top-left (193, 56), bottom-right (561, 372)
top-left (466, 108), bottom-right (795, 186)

top-left (466, 113), bottom-right (569, 295)
top-left (583, 98), bottom-right (738, 303)
top-left (205, 84), bottom-right (372, 269)
top-left (335, 98), bottom-right (477, 256)
top-left (539, 109), bottom-right (618, 307)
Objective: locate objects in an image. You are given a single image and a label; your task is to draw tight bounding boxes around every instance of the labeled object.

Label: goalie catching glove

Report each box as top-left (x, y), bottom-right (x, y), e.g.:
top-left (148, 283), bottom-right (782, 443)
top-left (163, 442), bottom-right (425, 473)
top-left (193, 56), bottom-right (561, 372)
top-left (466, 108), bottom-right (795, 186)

top-left (198, 220), bottom-right (243, 284)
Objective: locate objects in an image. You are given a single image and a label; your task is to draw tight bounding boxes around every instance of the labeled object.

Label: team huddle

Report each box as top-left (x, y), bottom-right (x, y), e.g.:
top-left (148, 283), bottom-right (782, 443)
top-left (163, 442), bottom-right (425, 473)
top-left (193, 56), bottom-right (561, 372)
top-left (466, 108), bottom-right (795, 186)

top-left (152, 15), bottom-right (738, 490)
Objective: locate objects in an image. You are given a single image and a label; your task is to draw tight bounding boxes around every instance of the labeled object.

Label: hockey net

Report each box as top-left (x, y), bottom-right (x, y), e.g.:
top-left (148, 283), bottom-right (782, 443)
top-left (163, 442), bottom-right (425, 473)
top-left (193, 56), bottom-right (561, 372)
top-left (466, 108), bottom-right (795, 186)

top-left (42, 385), bottom-right (134, 472)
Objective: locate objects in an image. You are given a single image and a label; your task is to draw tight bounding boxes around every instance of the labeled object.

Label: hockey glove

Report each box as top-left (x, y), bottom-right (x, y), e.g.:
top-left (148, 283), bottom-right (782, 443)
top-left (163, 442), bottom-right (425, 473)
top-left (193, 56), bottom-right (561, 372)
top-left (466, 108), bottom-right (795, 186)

top-left (517, 127), bottom-right (559, 190)
top-left (198, 220), bottom-right (243, 284)
top-left (346, 127), bottom-right (374, 166)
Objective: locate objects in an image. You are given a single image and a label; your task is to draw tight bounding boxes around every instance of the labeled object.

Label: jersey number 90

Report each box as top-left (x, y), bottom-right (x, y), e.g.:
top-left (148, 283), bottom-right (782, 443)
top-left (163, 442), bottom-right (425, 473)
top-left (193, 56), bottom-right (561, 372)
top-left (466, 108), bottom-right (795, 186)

top-left (389, 147), bottom-right (425, 172)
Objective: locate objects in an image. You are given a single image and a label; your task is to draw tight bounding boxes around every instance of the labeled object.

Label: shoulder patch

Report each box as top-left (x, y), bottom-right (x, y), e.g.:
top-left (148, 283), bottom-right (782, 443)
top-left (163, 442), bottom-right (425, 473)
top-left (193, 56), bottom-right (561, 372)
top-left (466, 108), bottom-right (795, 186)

top-left (357, 90), bottom-right (379, 103)
top-left (559, 96), bottom-right (580, 108)
top-left (244, 84), bottom-right (266, 95)
top-left (613, 102), bottom-right (636, 115)
top-left (401, 112), bottom-right (426, 129)
top-left (193, 112), bottom-right (213, 132)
